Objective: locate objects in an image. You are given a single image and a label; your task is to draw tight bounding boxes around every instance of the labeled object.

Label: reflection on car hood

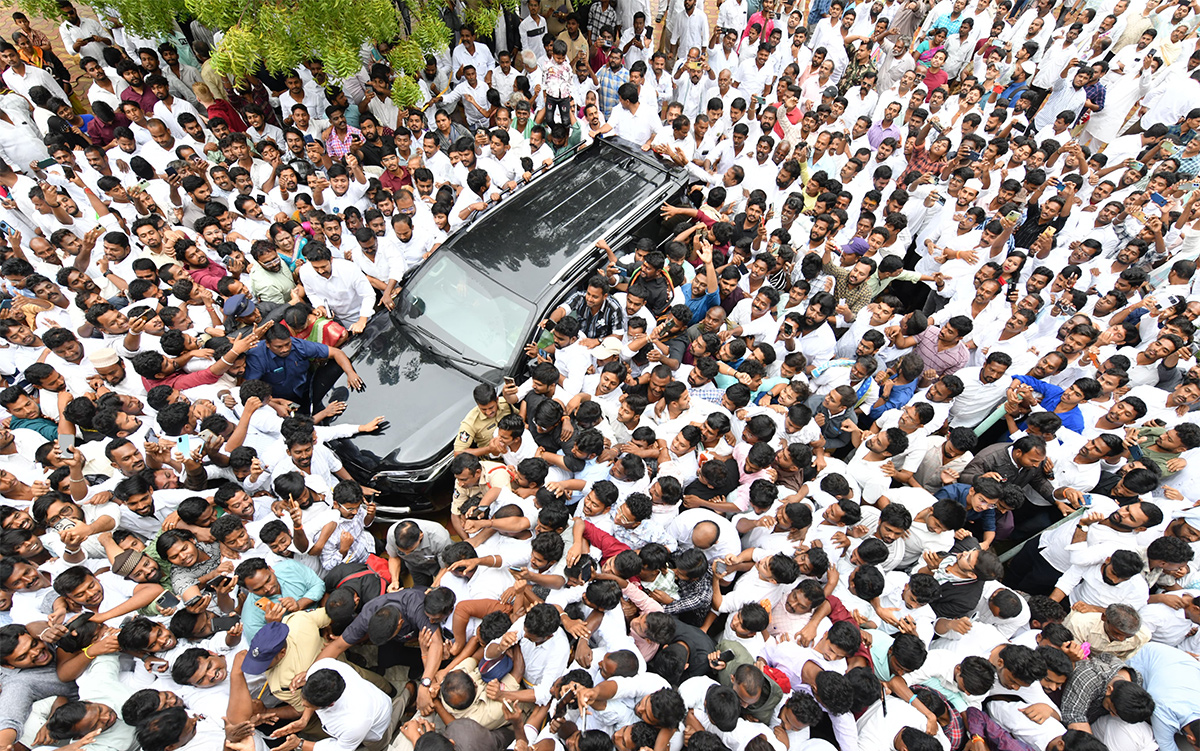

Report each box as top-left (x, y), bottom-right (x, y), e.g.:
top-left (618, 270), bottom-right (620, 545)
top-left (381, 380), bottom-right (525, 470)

top-left (318, 319), bottom-right (482, 472)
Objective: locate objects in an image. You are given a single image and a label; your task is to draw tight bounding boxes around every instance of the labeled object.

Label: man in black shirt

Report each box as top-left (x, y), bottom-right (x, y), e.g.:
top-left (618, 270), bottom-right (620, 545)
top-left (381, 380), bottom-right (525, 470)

top-left (627, 251), bottom-right (673, 316)
top-left (353, 114), bottom-right (398, 168)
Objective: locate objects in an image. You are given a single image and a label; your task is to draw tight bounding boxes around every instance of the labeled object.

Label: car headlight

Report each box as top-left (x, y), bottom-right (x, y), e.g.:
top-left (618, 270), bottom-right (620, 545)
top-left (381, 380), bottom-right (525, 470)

top-left (374, 449), bottom-right (455, 485)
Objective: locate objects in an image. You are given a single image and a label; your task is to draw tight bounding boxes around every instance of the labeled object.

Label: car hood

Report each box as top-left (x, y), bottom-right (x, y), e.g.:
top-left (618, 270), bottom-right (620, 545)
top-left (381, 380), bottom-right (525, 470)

top-left (315, 317), bottom-right (485, 474)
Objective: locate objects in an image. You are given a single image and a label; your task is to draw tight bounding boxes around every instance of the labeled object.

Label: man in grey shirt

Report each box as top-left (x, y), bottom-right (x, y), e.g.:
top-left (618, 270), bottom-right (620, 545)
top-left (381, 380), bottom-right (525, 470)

top-left (385, 519), bottom-right (451, 588)
top-left (0, 624), bottom-right (80, 749)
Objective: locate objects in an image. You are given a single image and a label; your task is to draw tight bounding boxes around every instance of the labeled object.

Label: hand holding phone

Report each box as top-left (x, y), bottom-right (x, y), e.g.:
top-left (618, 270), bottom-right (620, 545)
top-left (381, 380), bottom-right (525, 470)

top-left (156, 591), bottom-right (181, 611)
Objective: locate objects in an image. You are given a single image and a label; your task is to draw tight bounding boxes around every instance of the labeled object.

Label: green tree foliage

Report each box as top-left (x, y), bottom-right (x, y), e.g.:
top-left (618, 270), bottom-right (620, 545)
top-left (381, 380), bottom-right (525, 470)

top-left (189, 0), bottom-right (402, 80)
top-left (8, 0), bottom-right (518, 107)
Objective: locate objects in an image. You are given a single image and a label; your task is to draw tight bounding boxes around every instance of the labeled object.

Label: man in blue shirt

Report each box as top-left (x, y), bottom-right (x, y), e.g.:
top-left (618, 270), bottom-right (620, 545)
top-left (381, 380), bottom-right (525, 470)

top-left (243, 323), bottom-right (364, 407)
top-left (1126, 642), bottom-right (1200, 751)
top-left (935, 475), bottom-right (1010, 550)
top-left (234, 556), bottom-right (326, 642)
top-left (1010, 374), bottom-right (1101, 435)
top-left (678, 243), bottom-right (720, 325)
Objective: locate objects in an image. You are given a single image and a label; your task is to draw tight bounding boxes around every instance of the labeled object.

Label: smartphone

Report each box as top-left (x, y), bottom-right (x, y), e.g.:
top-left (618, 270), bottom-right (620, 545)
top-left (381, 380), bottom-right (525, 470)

top-left (0, 185), bottom-right (10, 200)
top-left (52, 517), bottom-right (77, 533)
top-left (62, 166), bottom-right (75, 179)
top-left (57, 432), bottom-right (74, 460)
top-left (934, 193), bottom-right (946, 205)
top-left (503, 376), bottom-right (516, 387)
top-left (176, 434), bottom-right (191, 457)
top-left (719, 649), bottom-right (736, 663)
top-left (967, 150), bottom-right (982, 161)
top-left (36, 157), bottom-right (57, 169)
top-left (212, 615), bottom-right (239, 633)
top-left (204, 574), bottom-right (232, 592)
top-left (714, 560), bottom-right (728, 575)
top-left (1005, 210), bottom-right (1020, 222)
top-left (136, 179), bottom-right (150, 192)
top-left (0, 221), bottom-right (15, 237)
top-left (1129, 160), bottom-right (1144, 172)
top-left (156, 591), bottom-right (181, 611)
top-left (165, 166), bottom-right (177, 178)
top-left (199, 428), bottom-right (216, 446)
top-left (1151, 192), bottom-right (1167, 206)
top-left (137, 308), bottom-right (156, 323)
top-left (256, 596), bottom-right (273, 610)
top-left (66, 612), bottom-right (93, 635)
top-left (303, 134), bottom-right (315, 145)
top-left (184, 594), bottom-right (205, 609)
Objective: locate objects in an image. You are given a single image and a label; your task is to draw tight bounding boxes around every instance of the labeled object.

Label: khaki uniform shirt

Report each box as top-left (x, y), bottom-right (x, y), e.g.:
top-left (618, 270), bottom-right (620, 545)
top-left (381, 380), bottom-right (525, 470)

top-left (453, 401), bottom-right (513, 452)
top-left (451, 460), bottom-right (513, 515)
top-left (443, 657), bottom-right (520, 729)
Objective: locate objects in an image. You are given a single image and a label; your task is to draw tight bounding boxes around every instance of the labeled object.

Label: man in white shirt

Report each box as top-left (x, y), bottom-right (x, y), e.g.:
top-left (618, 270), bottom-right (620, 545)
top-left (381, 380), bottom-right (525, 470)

top-left (947, 356), bottom-right (1012, 429)
top-left (147, 75), bottom-right (203, 141)
top-left (450, 27), bottom-right (495, 82)
top-left (856, 695), bottom-right (952, 751)
top-left (485, 50), bottom-right (520, 105)
top-left (440, 66), bottom-right (492, 131)
top-left (1032, 64), bottom-right (1091, 131)
top-left (604, 82), bottom-right (659, 145)
top-left (0, 45), bottom-right (68, 103)
top-left (82, 58), bottom-right (127, 110)
top-left (292, 657), bottom-right (392, 751)
top-left (484, 605), bottom-right (572, 705)
top-left (519, 0), bottom-right (550, 54)
top-left (736, 44), bottom-right (776, 99)
top-left (670, 0), bottom-right (710, 59)
top-left (297, 244), bottom-right (376, 335)
top-left (58, 3), bottom-right (111, 61)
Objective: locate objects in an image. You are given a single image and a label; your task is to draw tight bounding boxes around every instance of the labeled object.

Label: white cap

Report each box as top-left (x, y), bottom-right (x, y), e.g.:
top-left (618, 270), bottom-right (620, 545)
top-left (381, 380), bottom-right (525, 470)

top-left (964, 178), bottom-right (984, 192)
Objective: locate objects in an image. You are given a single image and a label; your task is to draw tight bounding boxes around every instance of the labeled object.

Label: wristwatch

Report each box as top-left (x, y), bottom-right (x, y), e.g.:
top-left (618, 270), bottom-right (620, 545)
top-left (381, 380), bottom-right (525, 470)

top-left (421, 677), bottom-right (432, 688)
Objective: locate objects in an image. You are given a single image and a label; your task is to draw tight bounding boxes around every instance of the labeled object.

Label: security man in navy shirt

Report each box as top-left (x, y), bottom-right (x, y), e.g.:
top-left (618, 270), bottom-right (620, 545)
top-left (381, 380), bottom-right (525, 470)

top-left (243, 324), bottom-right (364, 410)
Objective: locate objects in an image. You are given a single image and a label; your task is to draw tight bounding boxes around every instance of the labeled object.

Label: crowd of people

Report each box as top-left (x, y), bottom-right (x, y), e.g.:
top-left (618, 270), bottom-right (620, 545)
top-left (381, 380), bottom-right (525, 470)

top-left (0, 0), bottom-right (1199, 751)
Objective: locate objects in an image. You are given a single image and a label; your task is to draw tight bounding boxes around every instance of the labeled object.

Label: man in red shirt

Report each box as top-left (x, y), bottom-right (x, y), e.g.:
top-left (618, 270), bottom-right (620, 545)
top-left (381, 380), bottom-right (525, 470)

top-left (379, 151), bottom-right (411, 192)
top-left (131, 329), bottom-right (258, 390)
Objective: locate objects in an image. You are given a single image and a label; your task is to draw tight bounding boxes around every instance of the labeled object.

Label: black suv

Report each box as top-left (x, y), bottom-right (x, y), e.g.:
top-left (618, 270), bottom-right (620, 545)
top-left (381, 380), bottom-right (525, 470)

top-left (312, 138), bottom-right (691, 514)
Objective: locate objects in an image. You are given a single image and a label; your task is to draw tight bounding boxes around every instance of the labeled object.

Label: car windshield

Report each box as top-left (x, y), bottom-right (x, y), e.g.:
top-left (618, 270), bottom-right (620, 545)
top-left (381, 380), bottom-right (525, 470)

top-left (402, 253), bottom-right (534, 367)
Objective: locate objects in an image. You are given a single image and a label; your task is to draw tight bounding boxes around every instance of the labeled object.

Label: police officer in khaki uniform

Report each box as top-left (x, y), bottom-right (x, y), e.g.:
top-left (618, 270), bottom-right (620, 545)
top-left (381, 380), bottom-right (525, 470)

top-left (448, 452), bottom-right (513, 539)
top-left (453, 384), bottom-right (513, 455)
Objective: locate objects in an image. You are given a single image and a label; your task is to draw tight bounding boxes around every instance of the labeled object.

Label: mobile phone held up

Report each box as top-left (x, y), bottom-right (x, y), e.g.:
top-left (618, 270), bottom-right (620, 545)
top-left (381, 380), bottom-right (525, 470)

top-left (156, 591), bottom-right (181, 611)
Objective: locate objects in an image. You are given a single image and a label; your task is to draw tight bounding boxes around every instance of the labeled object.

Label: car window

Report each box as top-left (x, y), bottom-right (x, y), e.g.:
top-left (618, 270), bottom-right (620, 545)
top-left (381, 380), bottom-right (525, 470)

top-left (405, 254), bottom-right (534, 367)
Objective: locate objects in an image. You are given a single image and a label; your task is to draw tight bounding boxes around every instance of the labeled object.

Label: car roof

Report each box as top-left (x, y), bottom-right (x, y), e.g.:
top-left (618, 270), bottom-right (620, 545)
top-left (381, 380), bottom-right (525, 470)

top-left (448, 139), bottom-right (688, 302)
